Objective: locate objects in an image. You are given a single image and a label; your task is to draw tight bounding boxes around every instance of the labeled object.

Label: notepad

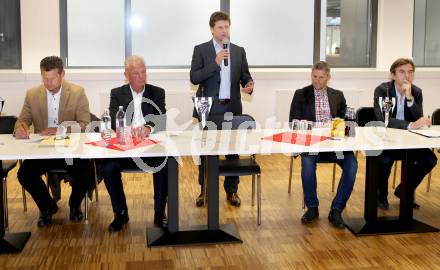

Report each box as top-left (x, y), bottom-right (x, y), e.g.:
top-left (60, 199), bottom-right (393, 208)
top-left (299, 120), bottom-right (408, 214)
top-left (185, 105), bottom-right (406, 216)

top-left (23, 134), bottom-right (49, 143)
top-left (38, 136), bottom-right (72, 147)
top-left (408, 129), bottom-right (440, 138)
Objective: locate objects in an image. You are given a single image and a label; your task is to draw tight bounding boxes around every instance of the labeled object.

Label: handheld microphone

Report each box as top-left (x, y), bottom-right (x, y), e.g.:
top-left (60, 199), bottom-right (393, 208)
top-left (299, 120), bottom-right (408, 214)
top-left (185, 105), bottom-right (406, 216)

top-left (222, 38), bottom-right (229, 66)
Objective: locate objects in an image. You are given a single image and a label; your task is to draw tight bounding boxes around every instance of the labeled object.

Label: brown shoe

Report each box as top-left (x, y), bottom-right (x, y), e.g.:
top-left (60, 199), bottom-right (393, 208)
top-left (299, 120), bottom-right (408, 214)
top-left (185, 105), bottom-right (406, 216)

top-left (227, 192), bottom-right (241, 207)
top-left (195, 193), bottom-right (206, 207)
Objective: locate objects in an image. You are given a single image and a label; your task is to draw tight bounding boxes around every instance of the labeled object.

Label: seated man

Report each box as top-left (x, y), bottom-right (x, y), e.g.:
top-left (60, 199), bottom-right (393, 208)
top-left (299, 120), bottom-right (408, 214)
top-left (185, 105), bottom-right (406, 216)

top-left (289, 61), bottom-right (357, 228)
top-left (101, 55), bottom-right (168, 232)
top-left (373, 58), bottom-right (437, 209)
top-left (15, 56), bottom-right (93, 227)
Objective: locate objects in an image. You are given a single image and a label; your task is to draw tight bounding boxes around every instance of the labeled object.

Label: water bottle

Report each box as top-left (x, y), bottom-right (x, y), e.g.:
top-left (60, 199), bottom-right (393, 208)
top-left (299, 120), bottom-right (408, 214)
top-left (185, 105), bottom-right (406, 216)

top-left (100, 109), bottom-right (112, 145)
top-left (345, 107), bottom-right (356, 137)
top-left (115, 106), bottom-right (126, 144)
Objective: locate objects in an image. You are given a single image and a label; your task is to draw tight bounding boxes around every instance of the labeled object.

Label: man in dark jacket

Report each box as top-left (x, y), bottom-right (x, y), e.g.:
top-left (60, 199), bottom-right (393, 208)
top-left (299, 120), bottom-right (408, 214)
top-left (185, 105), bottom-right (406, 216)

top-left (101, 55), bottom-right (168, 231)
top-left (289, 61), bottom-right (357, 229)
top-left (373, 58), bottom-right (437, 209)
top-left (190, 11), bottom-right (254, 207)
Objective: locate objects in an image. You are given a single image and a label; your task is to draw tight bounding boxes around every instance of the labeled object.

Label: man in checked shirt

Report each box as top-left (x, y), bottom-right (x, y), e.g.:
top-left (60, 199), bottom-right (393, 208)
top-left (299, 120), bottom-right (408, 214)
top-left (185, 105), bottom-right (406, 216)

top-left (289, 61), bottom-right (357, 229)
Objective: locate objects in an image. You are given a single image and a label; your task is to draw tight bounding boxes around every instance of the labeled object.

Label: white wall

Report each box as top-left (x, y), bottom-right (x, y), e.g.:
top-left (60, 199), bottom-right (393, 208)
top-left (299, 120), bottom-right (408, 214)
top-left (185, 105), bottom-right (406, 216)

top-left (1, 0), bottom-right (439, 130)
top-left (376, 0), bottom-right (414, 69)
top-left (2, 69), bottom-right (440, 130)
top-left (20, 0), bottom-right (60, 72)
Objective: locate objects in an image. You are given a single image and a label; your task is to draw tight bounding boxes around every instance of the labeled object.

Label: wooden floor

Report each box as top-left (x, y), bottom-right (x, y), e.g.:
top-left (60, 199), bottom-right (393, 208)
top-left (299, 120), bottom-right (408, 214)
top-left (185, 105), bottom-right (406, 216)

top-left (2, 153), bottom-right (440, 270)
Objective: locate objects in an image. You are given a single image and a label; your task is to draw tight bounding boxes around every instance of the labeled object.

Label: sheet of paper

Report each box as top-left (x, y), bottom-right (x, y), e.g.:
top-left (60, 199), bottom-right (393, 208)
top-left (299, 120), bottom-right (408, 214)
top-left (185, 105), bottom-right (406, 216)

top-left (408, 129), bottom-right (440, 138)
top-left (22, 134), bottom-right (49, 143)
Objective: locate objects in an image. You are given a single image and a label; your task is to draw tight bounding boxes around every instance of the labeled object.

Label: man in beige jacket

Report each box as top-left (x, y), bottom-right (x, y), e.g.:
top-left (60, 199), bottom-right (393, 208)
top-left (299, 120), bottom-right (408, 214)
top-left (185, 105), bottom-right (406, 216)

top-left (15, 56), bottom-right (93, 227)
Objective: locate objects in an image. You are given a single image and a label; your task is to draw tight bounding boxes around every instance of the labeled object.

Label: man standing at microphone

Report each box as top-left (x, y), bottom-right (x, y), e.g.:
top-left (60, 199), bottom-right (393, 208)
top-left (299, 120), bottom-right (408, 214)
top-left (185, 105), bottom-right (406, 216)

top-left (190, 11), bottom-right (254, 207)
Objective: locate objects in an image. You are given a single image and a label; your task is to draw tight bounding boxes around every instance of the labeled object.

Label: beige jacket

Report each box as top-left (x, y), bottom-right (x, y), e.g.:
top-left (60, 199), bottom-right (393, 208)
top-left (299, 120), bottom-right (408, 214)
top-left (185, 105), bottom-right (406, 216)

top-left (15, 80), bottom-right (90, 133)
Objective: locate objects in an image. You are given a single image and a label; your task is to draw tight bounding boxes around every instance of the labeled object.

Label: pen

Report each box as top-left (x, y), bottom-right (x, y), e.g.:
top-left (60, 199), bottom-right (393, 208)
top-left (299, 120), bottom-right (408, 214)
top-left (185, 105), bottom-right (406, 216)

top-left (17, 122), bottom-right (30, 138)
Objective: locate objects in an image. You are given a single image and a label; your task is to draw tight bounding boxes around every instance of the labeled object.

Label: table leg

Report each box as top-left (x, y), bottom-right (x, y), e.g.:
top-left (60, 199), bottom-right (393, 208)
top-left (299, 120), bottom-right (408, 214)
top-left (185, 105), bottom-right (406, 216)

top-left (0, 171), bottom-right (31, 253)
top-left (146, 155), bottom-right (242, 247)
top-left (345, 150), bottom-right (438, 235)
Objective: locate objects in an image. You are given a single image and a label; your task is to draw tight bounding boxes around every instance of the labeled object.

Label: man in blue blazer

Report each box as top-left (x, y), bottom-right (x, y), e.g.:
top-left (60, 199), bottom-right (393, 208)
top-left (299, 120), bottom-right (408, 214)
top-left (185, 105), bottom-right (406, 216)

top-left (101, 55), bottom-right (168, 231)
top-left (190, 11), bottom-right (254, 207)
top-left (373, 58), bottom-right (437, 209)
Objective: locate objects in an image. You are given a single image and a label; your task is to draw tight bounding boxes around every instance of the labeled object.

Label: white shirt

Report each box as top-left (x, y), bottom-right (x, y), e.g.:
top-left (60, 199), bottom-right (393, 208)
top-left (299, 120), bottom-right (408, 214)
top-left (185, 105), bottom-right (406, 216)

top-left (213, 39), bottom-right (231, 99)
top-left (47, 88), bottom-right (62, 128)
top-left (130, 85), bottom-right (146, 127)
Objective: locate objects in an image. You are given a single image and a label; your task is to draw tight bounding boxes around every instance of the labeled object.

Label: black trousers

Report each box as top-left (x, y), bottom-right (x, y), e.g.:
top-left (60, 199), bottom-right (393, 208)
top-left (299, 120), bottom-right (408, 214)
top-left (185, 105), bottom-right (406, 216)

top-left (377, 148), bottom-right (437, 198)
top-left (0, 161), bottom-right (5, 179)
top-left (17, 159), bottom-right (93, 212)
top-left (101, 157), bottom-right (168, 214)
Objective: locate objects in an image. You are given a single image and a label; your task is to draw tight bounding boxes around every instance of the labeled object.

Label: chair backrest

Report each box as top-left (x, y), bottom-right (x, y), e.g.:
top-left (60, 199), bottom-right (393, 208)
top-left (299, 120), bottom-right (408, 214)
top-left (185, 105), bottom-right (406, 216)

top-left (432, 108), bottom-right (440, 125)
top-left (0, 115), bottom-right (18, 134)
top-left (89, 113), bottom-right (101, 133)
top-left (356, 107), bottom-right (375, 127)
top-left (208, 114), bottom-right (256, 130)
top-left (90, 113), bottom-right (100, 122)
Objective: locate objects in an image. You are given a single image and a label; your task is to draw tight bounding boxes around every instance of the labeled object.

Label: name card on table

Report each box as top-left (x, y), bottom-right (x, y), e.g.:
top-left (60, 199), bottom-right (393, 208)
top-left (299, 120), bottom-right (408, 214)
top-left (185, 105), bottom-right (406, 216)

top-left (262, 132), bottom-right (329, 146)
top-left (85, 137), bottom-right (158, 151)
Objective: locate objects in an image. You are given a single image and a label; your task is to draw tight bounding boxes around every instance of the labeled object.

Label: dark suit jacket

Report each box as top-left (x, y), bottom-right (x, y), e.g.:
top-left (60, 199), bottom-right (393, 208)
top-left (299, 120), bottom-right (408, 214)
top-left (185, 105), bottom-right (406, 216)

top-left (109, 84), bottom-right (166, 132)
top-left (289, 85), bottom-right (347, 122)
top-left (190, 40), bottom-right (252, 117)
top-left (373, 81), bottom-right (423, 129)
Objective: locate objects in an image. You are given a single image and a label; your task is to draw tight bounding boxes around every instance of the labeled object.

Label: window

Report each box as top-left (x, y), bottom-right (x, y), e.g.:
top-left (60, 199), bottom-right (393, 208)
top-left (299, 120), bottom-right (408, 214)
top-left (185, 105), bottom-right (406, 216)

top-left (413, 0), bottom-right (440, 66)
top-left (60, 0), bottom-right (377, 68)
top-left (0, 0), bottom-right (21, 69)
top-left (325, 0), bottom-right (377, 67)
top-left (131, 0), bottom-right (219, 67)
top-left (64, 0), bottom-right (125, 67)
top-left (230, 0), bottom-right (315, 66)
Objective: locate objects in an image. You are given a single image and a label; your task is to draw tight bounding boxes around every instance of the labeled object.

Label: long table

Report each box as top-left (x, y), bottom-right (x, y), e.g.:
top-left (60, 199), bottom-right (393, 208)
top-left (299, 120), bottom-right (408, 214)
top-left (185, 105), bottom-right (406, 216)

top-left (1, 126), bottom-right (440, 251)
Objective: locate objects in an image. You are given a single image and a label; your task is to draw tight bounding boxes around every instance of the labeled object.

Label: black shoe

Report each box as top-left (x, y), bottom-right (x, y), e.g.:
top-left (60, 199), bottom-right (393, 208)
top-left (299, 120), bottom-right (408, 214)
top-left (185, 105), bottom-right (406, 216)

top-left (377, 197), bottom-right (389, 209)
top-left (394, 187), bottom-right (420, 209)
top-left (69, 207), bottom-right (84, 222)
top-left (226, 192), bottom-right (241, 207)
top-left (301, 207), bottom-right (319, 224)
top-left (154, 211), bottom-right (168, 228)
top-left (37, 203), bottom-right (58, 227)
top-left (109, 211), bottom-right (129, 232)
top-left (196, 193), bottom-right (206, 207)
top-left (412, 201), bottom-right (420, 209)
top-left (328, 209), bottom-right (345, 229)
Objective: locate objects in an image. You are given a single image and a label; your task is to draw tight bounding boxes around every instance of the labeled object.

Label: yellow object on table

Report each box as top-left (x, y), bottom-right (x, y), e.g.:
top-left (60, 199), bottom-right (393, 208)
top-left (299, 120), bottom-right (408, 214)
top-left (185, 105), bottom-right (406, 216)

top-left (331, 118), bottom-right (345, 138)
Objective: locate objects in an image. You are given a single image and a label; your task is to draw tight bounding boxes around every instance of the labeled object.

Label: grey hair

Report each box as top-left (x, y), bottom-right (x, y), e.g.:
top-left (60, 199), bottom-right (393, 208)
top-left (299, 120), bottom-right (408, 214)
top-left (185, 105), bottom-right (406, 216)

top-left (124, 55), bottom-right (146, 69)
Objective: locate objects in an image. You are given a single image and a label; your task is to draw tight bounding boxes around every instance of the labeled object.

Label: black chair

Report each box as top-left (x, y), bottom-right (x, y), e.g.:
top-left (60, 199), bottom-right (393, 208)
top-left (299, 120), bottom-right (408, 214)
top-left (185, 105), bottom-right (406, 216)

top-left (0, 115), bottom-right (19, 230)
top-left (22, 112), bottom-right (102, 221)
top-left (425, 108), bottom-right (440, 192)
top-left (355, 106), bottom-right (376, 128)
top-left (207, 114), bottom-right (262, 225)
top-left (355, 107), bottom-right (404, 192)
top-left (288, 156), bottom-right (337, 195)
top-left (355, 107), bottom-right (375, 159)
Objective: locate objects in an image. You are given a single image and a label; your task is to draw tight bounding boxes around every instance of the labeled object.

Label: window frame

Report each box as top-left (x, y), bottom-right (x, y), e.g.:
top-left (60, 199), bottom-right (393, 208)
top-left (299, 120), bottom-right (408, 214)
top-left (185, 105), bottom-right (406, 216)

top-left (59, 0), bottom-right (377, 68)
